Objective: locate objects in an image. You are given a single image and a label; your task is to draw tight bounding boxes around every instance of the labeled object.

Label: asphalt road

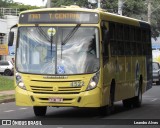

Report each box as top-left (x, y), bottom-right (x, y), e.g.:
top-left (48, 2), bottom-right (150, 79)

top-left (0, 85), bottom-right (160, 128)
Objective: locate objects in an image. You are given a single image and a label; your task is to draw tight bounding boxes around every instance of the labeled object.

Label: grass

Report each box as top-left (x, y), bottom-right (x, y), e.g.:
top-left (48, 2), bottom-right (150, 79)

top-left (0, 76), bottom-right (14, 91)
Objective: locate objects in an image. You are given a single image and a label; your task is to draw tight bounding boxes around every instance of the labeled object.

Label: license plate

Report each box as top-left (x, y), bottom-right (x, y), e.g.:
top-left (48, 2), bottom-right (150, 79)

top-left (49, 98), bottom-right (63, 103)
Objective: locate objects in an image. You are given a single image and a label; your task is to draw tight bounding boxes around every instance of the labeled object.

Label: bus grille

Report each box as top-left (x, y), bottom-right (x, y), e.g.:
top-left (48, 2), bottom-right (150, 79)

top-left (30, 85), bottom-right (81, 94)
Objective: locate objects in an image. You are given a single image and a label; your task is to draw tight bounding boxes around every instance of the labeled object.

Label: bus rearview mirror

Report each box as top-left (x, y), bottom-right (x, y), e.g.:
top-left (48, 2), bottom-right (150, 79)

top-left (8, 24), bottom-right (18, 46)
top-left (8, 31), bottom-right (14, 46)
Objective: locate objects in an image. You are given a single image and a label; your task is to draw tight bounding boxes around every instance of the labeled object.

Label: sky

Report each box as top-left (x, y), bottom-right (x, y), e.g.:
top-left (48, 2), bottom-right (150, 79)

top-left (13, 0), bottom-right (47, 7)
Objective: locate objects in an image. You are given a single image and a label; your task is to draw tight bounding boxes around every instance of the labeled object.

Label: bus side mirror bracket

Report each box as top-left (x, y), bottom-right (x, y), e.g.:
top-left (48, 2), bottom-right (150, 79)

top-left (8, 24), bottom-right (18, 46)
top-left (102, 29), bottom-right (109, 54)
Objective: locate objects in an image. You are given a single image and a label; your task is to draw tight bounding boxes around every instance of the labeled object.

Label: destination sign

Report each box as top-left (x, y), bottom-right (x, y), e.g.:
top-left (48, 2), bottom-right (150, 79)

top-left (19, 12), bottom-right (99, 24)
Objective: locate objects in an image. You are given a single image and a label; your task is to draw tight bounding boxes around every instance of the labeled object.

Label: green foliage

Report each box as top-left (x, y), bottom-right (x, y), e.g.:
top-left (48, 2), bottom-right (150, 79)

top-left (150, 0), bottom-right (160, 39)
top-left (123, 0), bottom-right (146, 16)
top-left (0, 0), bottom-right (40, 12)
top-left (51, 0), bottom-right (88, 7)
top-left (10, 4), bottom-right (39, 12)
top-left (0, 0), bottom-right (13, 7)
top-left (0, 76), bottom-right (14, 91)
top-left (101, 0), bottom-right (118, 13)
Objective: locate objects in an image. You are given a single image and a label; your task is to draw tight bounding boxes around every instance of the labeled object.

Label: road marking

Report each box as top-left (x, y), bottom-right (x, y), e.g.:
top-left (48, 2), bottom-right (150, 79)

top-left (4, 110), bottom-right (15, 113)
top-left (19, 108), bottom-right (28, 110)
top-left (143, 96), bottom-right (155, 98)
top-left (151, 98), bottom-right (158, 102)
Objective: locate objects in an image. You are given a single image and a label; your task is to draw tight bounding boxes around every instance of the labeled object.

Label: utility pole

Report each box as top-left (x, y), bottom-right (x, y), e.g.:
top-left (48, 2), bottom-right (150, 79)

top-left (148, 0), bottom-right (151, 24)
top-left (0, 33), bottom-right (4, 60)
top-left (118, 0), bottom-right (123, 15)
top-left (47, 0), bottom-right (51, 8)
top-left (97, 0), bottom-right (101, 8)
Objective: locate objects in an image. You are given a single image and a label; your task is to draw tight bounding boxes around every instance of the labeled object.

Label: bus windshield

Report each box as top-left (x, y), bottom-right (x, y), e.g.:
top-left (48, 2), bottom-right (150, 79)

top-left (16, 26), bottom-right (100, 75)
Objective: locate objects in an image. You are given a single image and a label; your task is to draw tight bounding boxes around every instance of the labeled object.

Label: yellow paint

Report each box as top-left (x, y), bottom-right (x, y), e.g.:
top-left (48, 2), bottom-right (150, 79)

top-left (15, 7), bottom-right (150, 108)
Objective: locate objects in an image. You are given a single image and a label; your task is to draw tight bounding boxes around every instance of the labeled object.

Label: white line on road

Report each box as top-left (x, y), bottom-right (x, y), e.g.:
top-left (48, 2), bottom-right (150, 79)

top-left (4, 110), bottom-right (15, 113)
top-left (19, 108), bottom-right (28, 110)
top-left (151, 98), bottom-right (158, 102)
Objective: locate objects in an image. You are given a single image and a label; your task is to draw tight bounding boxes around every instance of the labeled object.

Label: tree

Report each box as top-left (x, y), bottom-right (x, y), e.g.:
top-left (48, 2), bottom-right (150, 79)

top-left (0, 0), bottom-right (14, 7)
top-left (101, 0), bottom-right (118, 13)
top-left (51, 0), bottom-right (88, 7)
top-left (149, 0), bottom-right (160, 39)
top-left (0, 0), bottom-right (39, 13)
top-left (123, 0), bottom-right (146, 18)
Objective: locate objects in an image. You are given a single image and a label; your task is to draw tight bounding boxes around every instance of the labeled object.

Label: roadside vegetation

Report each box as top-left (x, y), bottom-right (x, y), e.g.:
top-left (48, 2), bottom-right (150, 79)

top-left (0, 75), bottom-right (14, 91)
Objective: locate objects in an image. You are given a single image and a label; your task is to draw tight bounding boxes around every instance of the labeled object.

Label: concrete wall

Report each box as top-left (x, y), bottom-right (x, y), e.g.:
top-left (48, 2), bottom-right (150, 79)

top-left (0, 19), bottom-right (7, 34)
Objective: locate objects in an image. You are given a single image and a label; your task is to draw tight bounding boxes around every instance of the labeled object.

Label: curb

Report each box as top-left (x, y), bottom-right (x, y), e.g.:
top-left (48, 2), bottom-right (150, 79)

top-left (0, 98), bottom-right (15, 104)
top-left (0, 95), bottom-right (15, 104)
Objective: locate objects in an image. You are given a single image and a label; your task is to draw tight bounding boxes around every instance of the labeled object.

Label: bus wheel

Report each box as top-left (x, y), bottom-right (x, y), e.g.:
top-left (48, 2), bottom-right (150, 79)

top-left (98, 94), bottom-right (114, 116)
top-left (33, 106), bottom-right (47, 116)
top-left (122, 98), bottom-right (132, 108)
top-left (98, 106), bottom-right (108, 116)
top-left (132, 85), bottom-right (142, 108)
top-left (123, 89), bottom-right (142, 108)
top-left (106, 80), bottom-right (115, 114)
top-left (98, 81), bottom-right (115, 116)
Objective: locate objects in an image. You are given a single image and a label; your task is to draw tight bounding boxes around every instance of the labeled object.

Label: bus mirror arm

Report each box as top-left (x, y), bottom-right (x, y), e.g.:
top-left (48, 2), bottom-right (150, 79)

top-left (102, 30), bottom-right (109, 54)
top-left (102, 41), bottom-right (105, 53)
top-left (8, 24), bottom-right (18, 46)
top-left (10, 24), bottom-right (18, 31)
top-left (103, 30), bottom-right (109, 43)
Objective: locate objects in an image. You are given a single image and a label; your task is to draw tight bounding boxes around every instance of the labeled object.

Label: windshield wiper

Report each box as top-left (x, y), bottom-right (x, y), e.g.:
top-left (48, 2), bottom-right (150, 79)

top-left (62, 24), bottom-right (81, 45)
top-left (37, 26), bottom-right (50, 42)
top-left (37, 26), bottom-right (55, 55)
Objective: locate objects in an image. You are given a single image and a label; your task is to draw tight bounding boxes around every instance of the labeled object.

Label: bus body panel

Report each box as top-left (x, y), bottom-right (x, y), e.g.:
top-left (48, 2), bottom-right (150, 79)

top-left (15, 84), bottom-right (102, 107)
top-left (15, 74), bottom-right (102, 107)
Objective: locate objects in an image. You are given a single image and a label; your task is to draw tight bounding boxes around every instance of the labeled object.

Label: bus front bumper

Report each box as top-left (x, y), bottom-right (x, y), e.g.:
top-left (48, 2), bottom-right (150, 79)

top-left (15, 87), bottom-right (101, 107)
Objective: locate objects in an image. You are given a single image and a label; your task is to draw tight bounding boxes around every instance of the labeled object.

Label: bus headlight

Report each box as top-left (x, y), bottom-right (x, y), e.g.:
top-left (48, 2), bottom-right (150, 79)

top-left (16, 73), bottom-right (26, 90)
top-left (86, 72), bottom-right (100, 91)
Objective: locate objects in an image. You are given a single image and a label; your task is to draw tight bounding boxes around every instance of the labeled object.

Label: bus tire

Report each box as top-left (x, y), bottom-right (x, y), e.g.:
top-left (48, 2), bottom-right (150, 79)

top-left (107, 80), bottom-right (115, 113)
top-left (98, 80), bottom-right (115, 116)
top-left (98, 106), bottom-right (108, 116)
top-left (132, 79), bottom-right (142, 108)
top-left (107, 79), bottom-right (116, 115)
top-left (33, 106), bottom-right (47, 116)
top-left (122, 98), bottom-right (132, 108)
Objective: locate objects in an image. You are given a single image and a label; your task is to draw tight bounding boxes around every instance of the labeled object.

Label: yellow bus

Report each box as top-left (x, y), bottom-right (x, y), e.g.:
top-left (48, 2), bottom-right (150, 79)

top-left (8, 5), bottom-right (152, 116)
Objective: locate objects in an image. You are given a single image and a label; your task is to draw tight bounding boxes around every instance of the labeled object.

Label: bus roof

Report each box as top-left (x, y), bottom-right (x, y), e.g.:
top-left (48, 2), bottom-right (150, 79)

top-left (20, 5), bottom-right (150, 28)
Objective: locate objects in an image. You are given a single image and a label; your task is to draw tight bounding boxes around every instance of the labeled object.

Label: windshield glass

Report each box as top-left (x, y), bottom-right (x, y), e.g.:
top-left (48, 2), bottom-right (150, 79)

top-left (16, 26), bottom-right (100, 75)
